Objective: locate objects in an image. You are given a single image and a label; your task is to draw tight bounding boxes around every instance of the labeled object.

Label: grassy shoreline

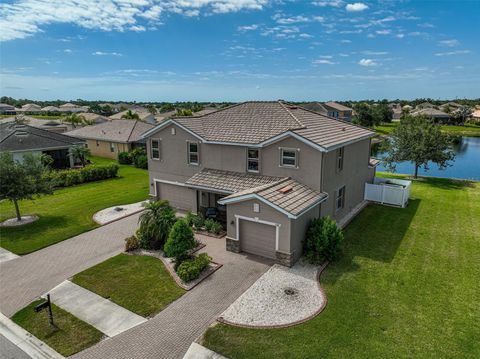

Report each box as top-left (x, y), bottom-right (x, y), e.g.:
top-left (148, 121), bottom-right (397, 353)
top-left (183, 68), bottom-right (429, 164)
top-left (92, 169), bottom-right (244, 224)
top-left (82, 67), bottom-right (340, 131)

top-left (375, 122), bottom-right (480, 137)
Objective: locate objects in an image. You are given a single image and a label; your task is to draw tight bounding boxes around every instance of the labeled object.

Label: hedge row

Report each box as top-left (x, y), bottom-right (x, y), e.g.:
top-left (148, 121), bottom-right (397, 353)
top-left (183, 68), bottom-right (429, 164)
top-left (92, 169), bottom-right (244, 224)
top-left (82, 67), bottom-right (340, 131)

top-left (176, 253), bottom-right (212, 282)
top-left (43, 164), bottom-right (119, 188)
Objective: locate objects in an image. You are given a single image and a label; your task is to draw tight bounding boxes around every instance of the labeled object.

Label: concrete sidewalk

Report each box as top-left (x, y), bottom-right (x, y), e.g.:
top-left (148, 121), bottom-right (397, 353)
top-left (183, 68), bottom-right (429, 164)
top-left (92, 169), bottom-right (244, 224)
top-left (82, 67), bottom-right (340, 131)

top-left (47, 281), bottom-right (146, 337)
top-left (0, 248), bottom-right (19, 264)
top-left (0, 213), bottom-right (141, 317)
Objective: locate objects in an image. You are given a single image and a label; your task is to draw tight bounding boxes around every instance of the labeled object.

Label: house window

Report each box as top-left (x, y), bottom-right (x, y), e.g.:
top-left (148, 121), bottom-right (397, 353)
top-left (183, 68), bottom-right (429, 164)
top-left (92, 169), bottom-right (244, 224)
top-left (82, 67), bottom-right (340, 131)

top-left (96, 140), bottom-right (99, 147)
top-left (110, 142), bottom-right (115, 152)
top-left (280, 148), bottom-right (297, 168)
top-left (336, 186), bottom-right (346, 212)
top-left (187, 141), bottom-right (199, 165)
top-left (151, 139), bottom-right (160, 160)
top-left (337, 147), bottom-right (344, 172)
top-left (247, 148), bottom-right (259, 172)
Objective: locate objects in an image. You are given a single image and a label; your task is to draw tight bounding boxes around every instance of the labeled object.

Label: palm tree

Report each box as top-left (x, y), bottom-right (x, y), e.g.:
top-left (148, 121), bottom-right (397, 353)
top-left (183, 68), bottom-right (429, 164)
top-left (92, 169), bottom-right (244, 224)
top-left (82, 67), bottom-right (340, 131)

top-left (64, 113), bottom-right (86, 128)
top-left (138, 200), bottom-right (177, 249)
top-left (69, 144), bottom-right (90, 167)
top-left (121, 110), bottom-right (140, 120)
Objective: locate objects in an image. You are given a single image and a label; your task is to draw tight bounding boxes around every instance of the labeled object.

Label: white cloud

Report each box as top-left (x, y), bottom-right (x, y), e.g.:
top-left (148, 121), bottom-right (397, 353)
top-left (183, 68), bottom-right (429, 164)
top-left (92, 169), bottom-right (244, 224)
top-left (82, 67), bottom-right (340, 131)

top-left (340, 39), bottom-right (351, 43)
top-left (396, 33), bottom-right (405, 39)
top-left (63, 49), bottom-right (73, 53)
top-left (375, 29), bottom-right (391, 35)
top-left (0, 0), bottom-right (270, 42)
top-left (92, 51), bottom-right (122, 56)
top-left (439, 39), bottom-right (459, 47)
top-left (359, 58), bottom-right (377, 66)
top-left (362, 50), bottom-right (388, 55)
top-left (345, 3), bottom-right (368, 12)
top-left (238, 24), bottom-right (259, 31)
top-left (313, 59), bottom-right (335, 65)
top-left (274, 15), bottom-right (324, 25)
top-left (313, 1), bottom-right (344, 7)
top-left (435, 50), bottom-right (470, 56)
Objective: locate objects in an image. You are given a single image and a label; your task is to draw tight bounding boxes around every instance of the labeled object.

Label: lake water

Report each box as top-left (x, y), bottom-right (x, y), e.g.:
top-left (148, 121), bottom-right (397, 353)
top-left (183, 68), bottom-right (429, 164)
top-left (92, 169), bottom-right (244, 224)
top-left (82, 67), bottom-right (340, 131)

top-left (373, 136), bottom-right (480, 181)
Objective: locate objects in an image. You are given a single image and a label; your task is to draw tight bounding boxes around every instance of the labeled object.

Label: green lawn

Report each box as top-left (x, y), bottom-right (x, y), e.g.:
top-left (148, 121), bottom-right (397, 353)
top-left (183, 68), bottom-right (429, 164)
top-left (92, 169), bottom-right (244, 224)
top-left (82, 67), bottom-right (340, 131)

top-left (12, 300), bottom-right (103, 357)
top-left (0, 157), bottom-right (149, 255)
top-left (72, 254), bottom-right (185, 317)
top-left (375, 122), bottom-right (480, 137)
top-left (203, 175), bottom-right (480, 359)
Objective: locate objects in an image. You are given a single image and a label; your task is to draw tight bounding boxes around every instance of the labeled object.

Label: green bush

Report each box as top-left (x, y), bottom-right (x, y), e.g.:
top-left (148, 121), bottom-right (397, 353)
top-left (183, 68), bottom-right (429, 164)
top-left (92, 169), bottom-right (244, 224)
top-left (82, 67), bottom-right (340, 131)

top-left (118, 151), bottom-right (132, 164)
top-left (204, 218), bottom-right (223, 234)
top-left (176, 253), bottom-right (212, 282)
top-left (124, 236), bottom-right (139, 252)
top-left (303, 216), bottom-right (344, 264)
top-left (133, 154), bottom-right (148, 169)
top-left (191, 212), bottom-right (205, 230)
top-left (42, 164), bottom-right (119, 188)
top-left (164, 220), bottom-right (196, 264)
top-left (138, 201), bottom-right (177, 250)
top-left (185, 210), bottom-right (195, 227)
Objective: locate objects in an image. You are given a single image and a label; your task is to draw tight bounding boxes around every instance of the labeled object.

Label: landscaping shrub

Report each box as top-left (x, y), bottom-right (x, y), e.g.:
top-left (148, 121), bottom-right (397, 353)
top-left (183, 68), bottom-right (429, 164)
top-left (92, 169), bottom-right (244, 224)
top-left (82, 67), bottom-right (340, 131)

top-left (190, 212), bottom-right (205, 230)
top-left (134, 154), bottom-right (148, 169)
top-left (176, 253), bottom-right (212, 282)
top-left (164, 219), bottom-right (196, 264)
top-left (124, 236), bottom-right (139, 252)
top-left (42, 164), bottom-right (119, 188)
top-left (138, 201), bottom-right (177, 250)
top-left (118, 151), bottom-right (132, 164)
top-left (204, 218), bottom-right (223, 234)
top-left (185, 209), bottom-right (195, 227)
top-left (304, 216), bottom-right (344, 264)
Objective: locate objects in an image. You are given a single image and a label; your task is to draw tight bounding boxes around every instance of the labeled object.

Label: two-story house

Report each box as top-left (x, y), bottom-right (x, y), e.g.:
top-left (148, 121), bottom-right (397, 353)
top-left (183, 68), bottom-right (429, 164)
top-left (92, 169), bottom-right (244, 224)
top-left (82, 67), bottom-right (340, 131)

top-left (302, 101), bottom-right (353, 122)
top-left (142, 101), bottom-right (377, 266)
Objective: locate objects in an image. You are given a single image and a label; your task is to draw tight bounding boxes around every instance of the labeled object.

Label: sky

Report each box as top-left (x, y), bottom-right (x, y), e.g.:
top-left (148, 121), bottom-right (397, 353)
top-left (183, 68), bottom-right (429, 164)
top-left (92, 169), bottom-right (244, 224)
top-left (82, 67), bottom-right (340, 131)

top-left (0, 0), bottom-right (479, 102)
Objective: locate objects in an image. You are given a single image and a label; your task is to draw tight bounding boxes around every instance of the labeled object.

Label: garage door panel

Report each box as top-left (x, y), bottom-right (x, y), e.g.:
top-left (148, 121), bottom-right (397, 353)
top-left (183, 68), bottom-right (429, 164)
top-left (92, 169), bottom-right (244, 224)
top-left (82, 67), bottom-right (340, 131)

top-left (157, 183), bottom-right (194, 210)
top-left (240, 220), bottom-right (276, 259)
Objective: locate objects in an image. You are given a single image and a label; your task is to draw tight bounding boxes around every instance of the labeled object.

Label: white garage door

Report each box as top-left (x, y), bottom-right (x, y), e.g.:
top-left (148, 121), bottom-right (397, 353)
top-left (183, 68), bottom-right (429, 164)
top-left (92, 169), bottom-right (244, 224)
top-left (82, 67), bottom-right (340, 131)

top-left (239, 219), bottom-right (276, 259)
top-left (157, 183), bottom-right (195, 210)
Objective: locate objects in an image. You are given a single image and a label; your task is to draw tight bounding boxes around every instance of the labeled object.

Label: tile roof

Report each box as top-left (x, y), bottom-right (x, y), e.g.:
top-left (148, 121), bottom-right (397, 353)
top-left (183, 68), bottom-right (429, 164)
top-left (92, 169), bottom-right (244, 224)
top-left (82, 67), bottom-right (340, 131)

top-left (157, 101), bottom-right (373, 150)
top-left (323, 101), bottom-right (353, 112)
top-left (66, 120), bottom-right (154, 143)
top-left (185, 168), bottom-right (282, 194)
top-left (109, 109), bottom-right (153, 121)
top-left (0, 123), bottom-right (83, 152)
top-left (219, 177), bottom-right (328, 218)
top-left (0, 116), bottom-right (68, 131)
top-left (412, 108), bottom-right (449, 118)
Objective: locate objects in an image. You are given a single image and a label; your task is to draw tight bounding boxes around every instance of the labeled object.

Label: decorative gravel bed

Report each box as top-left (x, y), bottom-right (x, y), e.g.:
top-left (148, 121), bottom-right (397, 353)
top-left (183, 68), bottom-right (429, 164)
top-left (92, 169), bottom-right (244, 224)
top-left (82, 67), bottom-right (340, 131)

top-left (93, 201), bottom-right (147, 224)
top-left (0, 215), bottom-right (39, 227)
top-left (219, 260), bottom-right (326, 328)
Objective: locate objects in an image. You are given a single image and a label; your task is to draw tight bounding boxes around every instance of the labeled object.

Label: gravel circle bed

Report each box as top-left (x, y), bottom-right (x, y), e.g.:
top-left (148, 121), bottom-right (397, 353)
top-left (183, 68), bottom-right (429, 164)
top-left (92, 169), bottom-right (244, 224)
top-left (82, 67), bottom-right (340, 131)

top-left (219, 260), bottom-right (326, 327)
top-left (93, 201), bottom-right (147, 224)
top-left (0, 215), bottom-right (39, 227)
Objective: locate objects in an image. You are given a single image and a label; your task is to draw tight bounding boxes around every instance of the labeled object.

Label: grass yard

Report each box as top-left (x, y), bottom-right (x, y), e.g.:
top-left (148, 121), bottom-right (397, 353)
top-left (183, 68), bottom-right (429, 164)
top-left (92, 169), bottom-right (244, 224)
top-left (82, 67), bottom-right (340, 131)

top-left (375, 122), bottom-right (480, 137)
top-left (203, 175), bottom-right (480, 359)
top-left (72, 254), bottom-right (185, 317)
top-left (0, 156), bottom-right (149, 255)
top-left (12, 300), bottom-right (103, 356)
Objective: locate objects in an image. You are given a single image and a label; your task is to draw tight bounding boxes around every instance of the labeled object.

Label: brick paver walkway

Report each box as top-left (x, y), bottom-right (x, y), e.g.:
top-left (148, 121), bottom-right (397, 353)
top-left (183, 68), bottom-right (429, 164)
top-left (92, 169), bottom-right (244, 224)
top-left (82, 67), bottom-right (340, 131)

top-left (73, 234), bottom-right (272, 359)
top-left (0, 213), bottom-right (140, 317)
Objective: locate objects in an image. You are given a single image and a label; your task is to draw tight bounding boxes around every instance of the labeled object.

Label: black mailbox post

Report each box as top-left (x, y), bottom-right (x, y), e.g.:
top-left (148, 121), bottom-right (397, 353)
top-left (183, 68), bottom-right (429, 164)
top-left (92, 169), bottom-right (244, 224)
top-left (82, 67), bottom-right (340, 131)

top-left (34, 294), bottom-right (55, 328)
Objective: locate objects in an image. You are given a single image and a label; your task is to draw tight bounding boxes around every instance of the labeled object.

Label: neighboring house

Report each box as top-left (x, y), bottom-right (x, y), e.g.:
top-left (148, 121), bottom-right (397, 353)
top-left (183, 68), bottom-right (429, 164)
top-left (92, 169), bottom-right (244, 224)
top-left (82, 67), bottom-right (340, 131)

top-left (302, 101), bottom-right (353, 121)
top-left (66, 119), bottom-right (154, 159)
top-left (441, 101), bottom-right (462, 112)
top-left (0, 122), bottom-right (84, 168)
top-left (41, 106), bottom-right (61, 112)
top-left (77, 112), bottom-right (110, 124)
top-left (415, 102), bottom-right (436, 110)
top-left (411, 107), bottom-right (450, 121)
top-left (0, 116), bottom-right (69, 133)
top-left (17, 103), bottom-right (42, 113)
top-left (109, 110), bottom-right (156, 124)
top-left (0, 103), bottom-right (16, 115)
top-left (471, 109), bottom-right (480, 120)
top-left (142, 101), bottom-right (377, 266)
top-left (59, 103), bottom-right (89, 113)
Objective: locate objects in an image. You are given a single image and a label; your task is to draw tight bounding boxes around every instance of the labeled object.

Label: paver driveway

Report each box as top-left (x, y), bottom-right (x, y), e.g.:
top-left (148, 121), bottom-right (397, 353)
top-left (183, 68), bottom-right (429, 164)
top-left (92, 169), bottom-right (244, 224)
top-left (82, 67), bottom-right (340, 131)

top-left (72, 234), bottom-right (272, 359)
top-left (0, 213), bottom-right (141, 317)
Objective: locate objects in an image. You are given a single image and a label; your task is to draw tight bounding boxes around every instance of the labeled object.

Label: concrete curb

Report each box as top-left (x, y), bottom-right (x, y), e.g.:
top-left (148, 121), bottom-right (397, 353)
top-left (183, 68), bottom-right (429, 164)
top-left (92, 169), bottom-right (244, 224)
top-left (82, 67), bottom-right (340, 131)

top-left (0, 312), bottom-right (64, 359)
top-left (183, 342), bottom-right (228, 359)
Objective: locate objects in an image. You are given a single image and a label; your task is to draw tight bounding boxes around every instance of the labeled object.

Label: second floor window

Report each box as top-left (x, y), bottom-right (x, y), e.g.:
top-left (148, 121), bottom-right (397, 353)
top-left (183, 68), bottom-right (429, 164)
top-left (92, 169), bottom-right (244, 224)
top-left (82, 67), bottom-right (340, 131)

top-left (187, 141), bottom-right (199, 165)
top-left (151, 139), bottom-right (160, 160)
top-left (280, 148), bottom-right (297, 168)
top-left (247, 148), bottom-right (259, 172)
top-left (337, 147), bottom-right (344, 172)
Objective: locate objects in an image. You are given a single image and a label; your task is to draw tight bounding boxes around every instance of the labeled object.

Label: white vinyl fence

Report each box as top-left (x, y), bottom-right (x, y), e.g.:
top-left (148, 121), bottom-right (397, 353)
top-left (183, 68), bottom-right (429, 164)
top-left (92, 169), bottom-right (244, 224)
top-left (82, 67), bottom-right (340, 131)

top-left (364, 177), bottom-right (411, 208)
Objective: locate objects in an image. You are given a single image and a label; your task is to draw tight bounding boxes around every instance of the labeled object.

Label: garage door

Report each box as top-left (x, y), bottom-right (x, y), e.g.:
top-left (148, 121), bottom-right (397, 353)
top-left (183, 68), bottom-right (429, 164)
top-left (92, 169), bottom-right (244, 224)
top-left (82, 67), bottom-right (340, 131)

top-left (157, 183), bottom-right (195, 210)
top-left (239, 219), bottom-right (276, 259)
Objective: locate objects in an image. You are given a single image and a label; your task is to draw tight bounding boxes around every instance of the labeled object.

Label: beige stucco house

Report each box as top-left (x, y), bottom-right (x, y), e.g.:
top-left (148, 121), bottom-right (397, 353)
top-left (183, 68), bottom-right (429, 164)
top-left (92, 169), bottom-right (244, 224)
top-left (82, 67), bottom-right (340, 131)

top-left (142, 101), bottom-right (378, 266)
top-left (302, 101), bottom-right (353, 122)
top-left (67, 120), bottom-right (154, 159)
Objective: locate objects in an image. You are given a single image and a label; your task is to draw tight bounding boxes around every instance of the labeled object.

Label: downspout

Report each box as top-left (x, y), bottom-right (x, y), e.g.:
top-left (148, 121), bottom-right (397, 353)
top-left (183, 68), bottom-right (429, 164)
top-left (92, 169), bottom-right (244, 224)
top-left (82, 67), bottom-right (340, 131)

top-left (319, 152), bottom-right (326, 217)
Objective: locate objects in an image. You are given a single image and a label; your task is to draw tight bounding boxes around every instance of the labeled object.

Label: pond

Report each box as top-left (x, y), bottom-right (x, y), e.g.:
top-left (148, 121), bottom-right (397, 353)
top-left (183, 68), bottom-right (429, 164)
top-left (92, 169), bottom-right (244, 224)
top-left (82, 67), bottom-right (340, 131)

top-left (373, 136), bottom-right (480, 181)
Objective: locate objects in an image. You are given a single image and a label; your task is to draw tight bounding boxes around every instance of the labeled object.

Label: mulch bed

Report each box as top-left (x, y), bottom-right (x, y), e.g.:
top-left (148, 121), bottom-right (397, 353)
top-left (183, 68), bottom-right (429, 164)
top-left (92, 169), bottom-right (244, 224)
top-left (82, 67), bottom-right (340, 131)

top-left (193, 230), bottom-right (226, 239)
top-left (129, 244), bottom-right (222, 291)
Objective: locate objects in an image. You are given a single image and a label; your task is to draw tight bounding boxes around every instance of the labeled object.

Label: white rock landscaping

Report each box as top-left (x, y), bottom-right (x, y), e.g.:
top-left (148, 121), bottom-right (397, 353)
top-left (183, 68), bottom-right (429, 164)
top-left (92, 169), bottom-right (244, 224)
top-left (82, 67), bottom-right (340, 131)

top-left (93, 201), bottom-right (147, 225)
top-left (219, 260), bottom-right (326, 327)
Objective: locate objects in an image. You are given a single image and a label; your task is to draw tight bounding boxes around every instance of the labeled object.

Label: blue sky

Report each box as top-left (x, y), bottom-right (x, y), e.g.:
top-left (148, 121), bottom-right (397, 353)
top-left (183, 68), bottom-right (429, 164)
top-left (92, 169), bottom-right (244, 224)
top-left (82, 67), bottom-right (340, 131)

top-left (0, 0), bottom-right (479, 101)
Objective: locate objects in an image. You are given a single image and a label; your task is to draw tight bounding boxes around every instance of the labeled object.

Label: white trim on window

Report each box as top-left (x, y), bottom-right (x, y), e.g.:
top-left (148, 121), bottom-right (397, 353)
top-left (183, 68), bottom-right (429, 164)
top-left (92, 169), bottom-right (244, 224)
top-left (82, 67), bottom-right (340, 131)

top-left (150, 139), bottom-right (160, 160)
top-left (336, 146), bottom-right (344, 172)
top-left (279, 147), bottom-right (298, 168)
top-left (247, 148), bottom-right (260, 173)
top-left (335, 185), bottom-right (346, 212)
top-left (187, 141), bottom-right (199, 165)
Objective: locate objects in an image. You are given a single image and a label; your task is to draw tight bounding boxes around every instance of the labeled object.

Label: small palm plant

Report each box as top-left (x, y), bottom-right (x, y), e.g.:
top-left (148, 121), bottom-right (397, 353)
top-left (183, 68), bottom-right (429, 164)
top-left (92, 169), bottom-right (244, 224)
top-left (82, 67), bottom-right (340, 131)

top-left (121, 110), bottom-right (140, 120)
top-left (69, 144), bottom-right (90, 167)
top-left (64, 113), bottom-right (86, 128)
top-left (138, 200), bottom-right (177, 249)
